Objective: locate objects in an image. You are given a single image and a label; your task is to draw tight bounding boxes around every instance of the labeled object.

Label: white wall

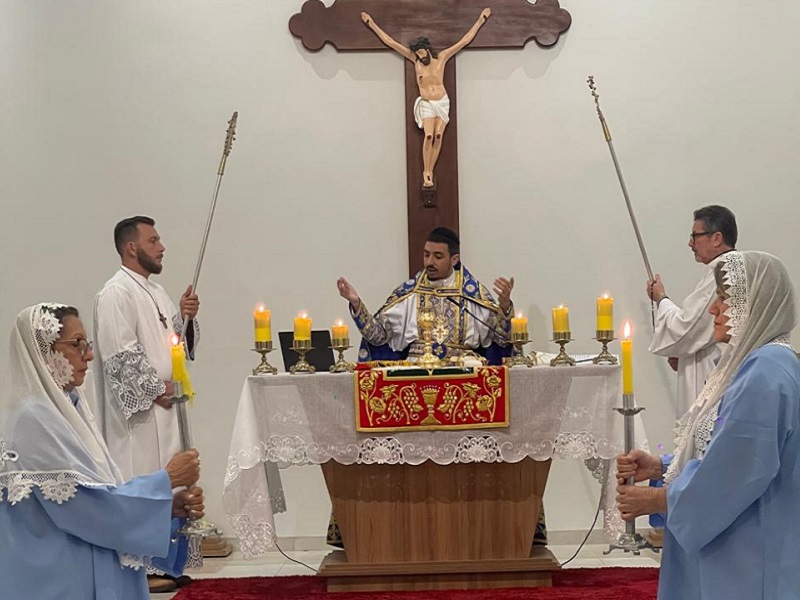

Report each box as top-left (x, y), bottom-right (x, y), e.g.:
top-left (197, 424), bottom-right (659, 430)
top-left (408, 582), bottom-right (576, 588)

top-left (2, 0), bottom-right (799, 543)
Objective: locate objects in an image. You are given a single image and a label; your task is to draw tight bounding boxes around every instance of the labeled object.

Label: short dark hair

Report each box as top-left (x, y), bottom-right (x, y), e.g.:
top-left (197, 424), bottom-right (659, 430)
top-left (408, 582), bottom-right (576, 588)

top-left (114, 216), bottom-right (155, 256)
top-left (409, 37), bottom-right (438, 59)
top-left (427, 227), bottom-right (460, 256)
top-left (693, 205), bottom-right (737, 247)
top-left (50, 305), bottom-right (80, 324)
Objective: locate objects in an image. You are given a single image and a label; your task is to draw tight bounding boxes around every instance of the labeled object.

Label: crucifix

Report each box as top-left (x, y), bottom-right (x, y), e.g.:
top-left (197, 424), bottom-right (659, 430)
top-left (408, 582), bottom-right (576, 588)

top-left (290, 0), bottom-right (571, 275)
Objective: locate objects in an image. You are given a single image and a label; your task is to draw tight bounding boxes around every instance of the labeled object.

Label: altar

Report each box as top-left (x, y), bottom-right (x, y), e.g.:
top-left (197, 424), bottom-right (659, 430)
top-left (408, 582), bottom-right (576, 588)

top-left (222, 365), bottom-right (635, 591)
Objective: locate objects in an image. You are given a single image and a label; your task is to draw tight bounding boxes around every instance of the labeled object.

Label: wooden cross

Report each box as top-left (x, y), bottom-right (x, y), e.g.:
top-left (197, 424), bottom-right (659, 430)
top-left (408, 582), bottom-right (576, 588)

top-left (290, 0), bottom-right (571, 275)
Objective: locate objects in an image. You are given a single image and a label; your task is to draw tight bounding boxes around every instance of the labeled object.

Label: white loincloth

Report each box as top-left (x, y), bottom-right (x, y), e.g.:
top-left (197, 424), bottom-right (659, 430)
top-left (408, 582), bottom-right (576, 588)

top-left (413, 94), bottom-right (450, 128)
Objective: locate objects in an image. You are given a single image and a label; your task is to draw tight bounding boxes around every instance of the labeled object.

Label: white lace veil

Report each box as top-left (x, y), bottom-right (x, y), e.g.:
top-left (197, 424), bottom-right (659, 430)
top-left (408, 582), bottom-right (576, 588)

top-left (665, 251), bottom-right (797, 483)
top-left (0, 304), bottom-right (124, 504)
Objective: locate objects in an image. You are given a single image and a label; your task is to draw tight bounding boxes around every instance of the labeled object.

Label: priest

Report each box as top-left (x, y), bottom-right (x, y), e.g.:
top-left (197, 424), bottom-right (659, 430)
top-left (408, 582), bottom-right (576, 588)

top-left (337, 226), bottom-right (514, 365)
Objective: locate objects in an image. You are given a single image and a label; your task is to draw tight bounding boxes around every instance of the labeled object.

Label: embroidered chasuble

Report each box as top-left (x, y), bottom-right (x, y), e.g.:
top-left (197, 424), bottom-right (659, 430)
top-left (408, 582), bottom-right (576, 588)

top-left (350, 264), bottom-right (512, 364)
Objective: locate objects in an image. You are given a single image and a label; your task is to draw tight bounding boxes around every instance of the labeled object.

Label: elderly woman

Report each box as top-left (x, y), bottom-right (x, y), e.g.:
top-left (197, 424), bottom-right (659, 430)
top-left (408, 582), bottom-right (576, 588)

top-left (0, 304), bottom-right (204, 599)
top-left (616, 251), bottom-right (800, 599)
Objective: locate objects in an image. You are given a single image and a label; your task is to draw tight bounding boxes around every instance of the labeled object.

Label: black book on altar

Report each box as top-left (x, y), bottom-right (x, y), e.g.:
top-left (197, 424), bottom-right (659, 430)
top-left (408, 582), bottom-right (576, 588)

top-left (278, 330), bottom-right (336, 372)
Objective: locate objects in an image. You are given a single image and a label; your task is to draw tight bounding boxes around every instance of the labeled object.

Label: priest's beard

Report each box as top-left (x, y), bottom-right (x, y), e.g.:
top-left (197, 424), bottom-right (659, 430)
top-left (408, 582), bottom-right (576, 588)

top-left (136, 248), bottom-right (163, 275)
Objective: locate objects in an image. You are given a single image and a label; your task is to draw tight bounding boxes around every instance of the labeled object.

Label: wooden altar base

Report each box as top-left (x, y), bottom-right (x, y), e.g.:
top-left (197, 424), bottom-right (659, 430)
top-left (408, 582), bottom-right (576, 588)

top-left (319, 546), bottom-right (560, 592)
top-left (321, 458), bottom-right (556, 592)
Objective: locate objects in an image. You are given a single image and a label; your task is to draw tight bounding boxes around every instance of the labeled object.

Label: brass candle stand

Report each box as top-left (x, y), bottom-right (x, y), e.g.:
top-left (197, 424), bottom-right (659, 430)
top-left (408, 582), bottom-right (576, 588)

top-left (550, 331), bottom-right (576, 366)
top-left (252, 340), bottom-right (278, 375)
top-left (329, 339), bottom-right (355, 373)
top-left (506, 332), bottom-right (536, 368)
top-left (290, 338), bottom-right (315, 374)
top-left (171, 381), bottom-right (220, 539)
top-left (593, 330), bottom-right (618, 365)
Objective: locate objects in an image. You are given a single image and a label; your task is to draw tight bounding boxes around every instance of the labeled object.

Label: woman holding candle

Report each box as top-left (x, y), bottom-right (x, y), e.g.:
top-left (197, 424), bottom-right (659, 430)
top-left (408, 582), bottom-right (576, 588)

top-left (0, 304), bottom-right (205, 598)
top-left (616, 252), bottom-right (800, 600)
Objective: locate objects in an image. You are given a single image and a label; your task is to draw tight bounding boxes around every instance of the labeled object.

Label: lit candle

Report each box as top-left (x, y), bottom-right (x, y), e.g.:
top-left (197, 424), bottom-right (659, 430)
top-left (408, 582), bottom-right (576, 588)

top-left (171, 335), bottom-right (187, 382)
top-left (596, 294), bottom-right (614, 332)
top-left (332, 320), bottom-right (349, 344)
top-left (621, 321), bottom-right (633, 395)
top-left (294, 312), bottom-right (312, 341)
top-left (511, 312), bottom-right (528, 336)
top-left (551, 305), bottom-right (570, 333)
top-left (253, 305), bottom-right (271, 343)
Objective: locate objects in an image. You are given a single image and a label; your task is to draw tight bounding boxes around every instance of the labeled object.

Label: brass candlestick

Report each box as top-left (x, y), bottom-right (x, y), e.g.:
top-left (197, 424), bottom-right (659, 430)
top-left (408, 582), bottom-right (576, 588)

top-left (593, 330), bottom-right (618, 365)
top-left (252, 340), bottom-right (278, 375)
top-left (329, 339), bottom-right (355, 373)
top-left (550, 331), bottom-right (576, 366)
top-left (506, 332), bottom-right (535, 368)
top-left (290, 338), bottom-right (315, 374)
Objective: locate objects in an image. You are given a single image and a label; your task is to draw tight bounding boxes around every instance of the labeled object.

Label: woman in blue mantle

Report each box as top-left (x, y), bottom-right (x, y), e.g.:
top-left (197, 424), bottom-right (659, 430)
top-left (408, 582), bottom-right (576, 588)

top-left (0, 303), bottom-right (204, 599)
top-left (616, 251), bottom-right (800, 600)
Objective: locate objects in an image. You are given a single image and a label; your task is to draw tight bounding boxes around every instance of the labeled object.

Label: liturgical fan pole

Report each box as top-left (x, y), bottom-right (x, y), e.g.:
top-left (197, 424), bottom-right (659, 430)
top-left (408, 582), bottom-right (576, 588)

top-left (173, 111), bottom-right (238, 538)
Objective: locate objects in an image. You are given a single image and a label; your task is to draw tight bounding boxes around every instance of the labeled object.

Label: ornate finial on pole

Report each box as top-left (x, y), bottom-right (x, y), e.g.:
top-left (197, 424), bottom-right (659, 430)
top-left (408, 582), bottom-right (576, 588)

top-left (587, 76), bottom-right (654, 283)
top-left (218, 111), bottom-right (238, 176)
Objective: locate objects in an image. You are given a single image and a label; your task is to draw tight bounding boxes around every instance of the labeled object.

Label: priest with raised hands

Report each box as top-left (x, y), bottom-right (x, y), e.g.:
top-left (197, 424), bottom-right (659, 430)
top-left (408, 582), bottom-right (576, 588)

top-left (337, 227), bottom-right (514, 365)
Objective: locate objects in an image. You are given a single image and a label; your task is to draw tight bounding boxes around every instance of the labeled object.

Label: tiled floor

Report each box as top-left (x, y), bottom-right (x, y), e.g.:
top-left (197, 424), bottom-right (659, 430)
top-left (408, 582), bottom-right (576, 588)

top-left (152, 544), bottom-right (661, 599)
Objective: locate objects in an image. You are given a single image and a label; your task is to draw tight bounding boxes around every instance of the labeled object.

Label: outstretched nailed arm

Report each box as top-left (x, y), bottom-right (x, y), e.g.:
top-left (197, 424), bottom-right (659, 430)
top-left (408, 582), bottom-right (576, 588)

top-left (440, 8), bottom-right (491, 61)
top-left (361, 12), bottom-right (415, 61)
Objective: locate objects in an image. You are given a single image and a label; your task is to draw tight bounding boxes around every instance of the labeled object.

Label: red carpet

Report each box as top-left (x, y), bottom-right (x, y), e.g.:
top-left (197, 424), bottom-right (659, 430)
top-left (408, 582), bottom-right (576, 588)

top-left (173, 568), bottom-right (658, 600)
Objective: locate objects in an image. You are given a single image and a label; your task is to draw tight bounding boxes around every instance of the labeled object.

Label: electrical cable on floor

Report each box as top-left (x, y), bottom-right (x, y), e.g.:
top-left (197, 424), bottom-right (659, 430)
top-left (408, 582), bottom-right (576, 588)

top-left (558, 491), bottom-right (603, 567)
top-left (273, 541), bottom-right (317, 573)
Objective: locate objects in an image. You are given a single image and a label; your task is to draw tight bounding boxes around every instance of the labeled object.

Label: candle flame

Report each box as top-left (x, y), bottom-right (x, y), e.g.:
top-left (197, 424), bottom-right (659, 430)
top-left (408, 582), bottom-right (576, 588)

top-left (171, 335), bottom-right (180, 346)
top-left (257, 304), bottom-right (265, 312)
top-left (299, 311), bottom-right (307, 318)
top-left (335, 319), bottom-right (343, 327)
top-left (516, 311), bottom-right (523, 319)
top-left (602, 293), bottom-right (609, 299)
top-left (623, 321), bottom-right (631, 339)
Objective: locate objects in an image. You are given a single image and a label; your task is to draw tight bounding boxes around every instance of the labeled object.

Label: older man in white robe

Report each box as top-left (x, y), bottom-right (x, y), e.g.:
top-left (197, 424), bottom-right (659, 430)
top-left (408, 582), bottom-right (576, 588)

top-left (646, 205), bottom-right (737, 415)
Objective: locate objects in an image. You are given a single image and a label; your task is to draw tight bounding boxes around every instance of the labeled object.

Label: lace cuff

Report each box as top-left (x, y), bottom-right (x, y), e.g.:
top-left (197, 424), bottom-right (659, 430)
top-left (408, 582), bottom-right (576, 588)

top-left (350, 301), bottom-right (389, 346)
top-left (104, 345), bottom-right (166, 419)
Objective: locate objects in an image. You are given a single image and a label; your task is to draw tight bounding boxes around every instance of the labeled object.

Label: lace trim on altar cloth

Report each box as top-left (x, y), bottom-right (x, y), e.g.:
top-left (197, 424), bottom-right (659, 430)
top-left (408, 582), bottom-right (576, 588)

top-left (103, 345), bottom-right (166, 418)
top-left (229, 514), bottom-right (278, 558)
top-left (225, 432), bottom-right (621, 475)
top-left (0, 471), bottom-right (114, 504)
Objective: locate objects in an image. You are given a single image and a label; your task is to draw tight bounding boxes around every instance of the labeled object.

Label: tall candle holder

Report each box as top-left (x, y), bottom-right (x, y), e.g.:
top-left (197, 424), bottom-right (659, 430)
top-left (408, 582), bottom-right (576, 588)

top-left (506, 332), bottom-right (535, 368)
top-left (329, 339), bottom-right (355, 373)
top-left (550, 331), bottom-right (576, 366)
top-left (171, 381), bottom-right (220, 538)
top-left (290, 338), bottom-right (315, 374)
top-left (593, 330), bottom-right (618, 365)
top-left (604, 393), bottom-right (656, 555)
top-left (252, 340), bottom-right (278, 375)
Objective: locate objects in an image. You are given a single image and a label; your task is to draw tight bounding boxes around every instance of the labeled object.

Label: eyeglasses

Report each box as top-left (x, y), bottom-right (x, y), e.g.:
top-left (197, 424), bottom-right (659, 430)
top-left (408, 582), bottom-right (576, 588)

top-left (689, 231), bottom-right (716, 241)
top-left (54, 338), bottom-right (93, 357)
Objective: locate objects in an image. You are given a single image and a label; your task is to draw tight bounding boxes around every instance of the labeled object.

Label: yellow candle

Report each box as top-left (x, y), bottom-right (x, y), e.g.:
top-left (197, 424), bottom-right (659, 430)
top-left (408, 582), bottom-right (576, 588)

top-left (332, 320), bottom-right (349, 343)
top-left (596, 294), bottom-right (614, 331)
top-left (621, 321), bottom-right (633, 394)
top-left (511, 312), bottom-right (528, 336)
top-left (551, 305), bottom-right (570, 333)
top-left (294, 312), bottom-right (312, 341)
top-left (254, 305), bottom-right (271, 343)
top-left (170, 335), bottom-right (187, 382)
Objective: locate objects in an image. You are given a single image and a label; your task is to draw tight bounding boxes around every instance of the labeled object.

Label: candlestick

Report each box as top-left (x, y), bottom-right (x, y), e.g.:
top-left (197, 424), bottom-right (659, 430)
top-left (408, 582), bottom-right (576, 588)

top-left (252, 340), bottom-right (278, 375)
top-left (593, 328), bottom-right (618, 365)
top-left (596, 294), bottom-right (614, 332)
top-left (170, 336), bottom-right (194, 398)
top-left (552, 305), bottom-right (570, 333)
top-left (294, 312), bottom-right (312, 341)
top-left (290, 338), bottom-right (315, 374)
top-left (329, 338), bottom-right (355, 373)
top-left (505, 330), bottom-right (536, 368)
top-left (621, 321), bottom-right (633, 394)
top-left (254, 305), bottom-right (271, 343)
top-left (550, 331), bottom-right (575, 367)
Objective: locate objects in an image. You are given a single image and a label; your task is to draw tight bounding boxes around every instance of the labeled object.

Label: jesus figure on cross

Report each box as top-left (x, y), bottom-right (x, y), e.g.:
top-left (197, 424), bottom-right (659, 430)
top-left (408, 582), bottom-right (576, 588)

top-left (361, 8), bottom-right (492, 189)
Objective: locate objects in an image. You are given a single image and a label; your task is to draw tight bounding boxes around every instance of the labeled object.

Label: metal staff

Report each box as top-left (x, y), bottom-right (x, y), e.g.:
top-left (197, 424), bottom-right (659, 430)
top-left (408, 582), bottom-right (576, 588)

top-left (587, 77), bottom-right (654, 282)
top-left (173, 111), bottom-right (238, 538)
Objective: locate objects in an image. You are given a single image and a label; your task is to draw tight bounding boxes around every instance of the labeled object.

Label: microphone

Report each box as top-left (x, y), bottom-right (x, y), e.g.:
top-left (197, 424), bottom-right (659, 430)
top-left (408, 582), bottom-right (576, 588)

top-left (444, 295), bottom-right (511, 343)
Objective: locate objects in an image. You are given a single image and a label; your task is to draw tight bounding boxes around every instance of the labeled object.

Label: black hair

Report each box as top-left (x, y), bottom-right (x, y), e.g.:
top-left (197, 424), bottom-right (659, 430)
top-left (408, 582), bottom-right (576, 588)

top-left (113, 215), bottom-right (155, 257)
top-left (427, 227), bottom-right (460, 255)
top-left (694, 205), bottom-right (737, 247)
